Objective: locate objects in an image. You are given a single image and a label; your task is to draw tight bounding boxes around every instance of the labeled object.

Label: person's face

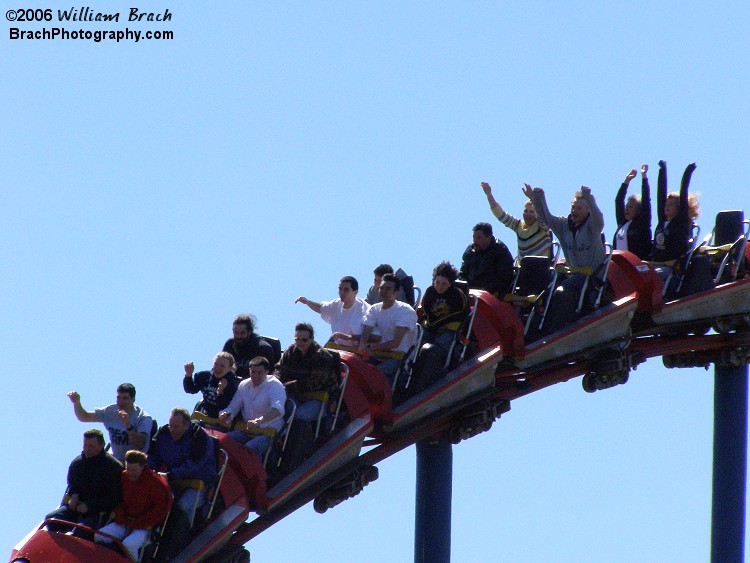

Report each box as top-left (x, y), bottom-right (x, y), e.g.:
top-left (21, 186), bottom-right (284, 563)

top-left (249, 365), bottom-right (268, 387)
top-left (212, 357), bottom-right (232, 379)
top-left (338, 281), bottom-right (356, 305)
top-left (665, 196), bottom-right (679, 220)
top-left (473, 230), bottom-right (491, 250)
top-left (433, 275), bottom-right (451, 295)
top-left (373, 274), bottom-right (382, 290)
top-left (378, 280), bottom-right (397, 304)
top-left (624, 199), bottom-right (641, 222)
top-left (125, 461), bottom-right (144, 481)
top-left (523, 203), bottom-right (537, 225)
top-left (116, 392), bottom-right (134, 411)
top-left (294, 330), bottom-right (313, 354)
top-left (168, 414), bottom-right (189, 441)
top-left (232, 323), bottom-right (250, 343)
top-left (83, 437), bottom-right (103, 458)
top-left (570, 198), bottom-right (589, 226)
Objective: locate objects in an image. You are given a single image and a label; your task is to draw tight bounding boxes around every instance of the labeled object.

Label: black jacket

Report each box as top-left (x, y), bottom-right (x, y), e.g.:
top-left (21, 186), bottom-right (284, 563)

top-left (459, 237), bottom-right (514, 295)
top-left (613, 176), bottom-right (652, 260)
top-left (67, 450), bottom-right (123, 514)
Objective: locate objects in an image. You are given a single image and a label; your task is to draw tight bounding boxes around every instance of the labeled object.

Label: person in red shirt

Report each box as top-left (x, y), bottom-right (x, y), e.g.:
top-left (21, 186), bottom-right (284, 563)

top-left (95, 449), bottom-right (172, 561)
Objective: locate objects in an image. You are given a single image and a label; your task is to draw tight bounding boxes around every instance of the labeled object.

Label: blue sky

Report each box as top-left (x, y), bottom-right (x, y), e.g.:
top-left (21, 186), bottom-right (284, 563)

top-left (2, 2), bottom-right (749, 561)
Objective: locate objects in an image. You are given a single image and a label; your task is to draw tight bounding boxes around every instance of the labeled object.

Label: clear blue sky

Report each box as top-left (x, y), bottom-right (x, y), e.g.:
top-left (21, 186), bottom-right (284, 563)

top-left (2, 2), bottom-right (748, 561)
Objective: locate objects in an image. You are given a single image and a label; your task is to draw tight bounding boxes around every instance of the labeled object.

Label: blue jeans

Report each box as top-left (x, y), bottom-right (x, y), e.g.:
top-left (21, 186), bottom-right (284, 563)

top-left (227, 429), bottom-right (272, 458)
top-left (294, 399), bottom-right (325, 422)
top-left (176, 486), bottom-right (205, 517)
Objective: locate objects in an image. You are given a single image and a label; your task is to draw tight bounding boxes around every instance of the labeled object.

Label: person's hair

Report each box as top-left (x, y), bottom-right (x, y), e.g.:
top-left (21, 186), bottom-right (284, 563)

top-left (170, 407), bottom-right (191, 425)
top-left (125, 450), bottom-right (147, 465)
top-left (472, 222), bottom-right (493, 237)
top-left (214, 351), bottom-right (235, 368)
top-left (523, 200), bottom-right (535, 210)
top-left (340, 275), bottom-right (359, 291)
top-left (117, 383), bottom-right (136, 399)
top-left (84, 429), bottom-right (105, 445)
top-left (668, 192), bottom-right (701, 220)
top-left (295, 322), bottom-right (314, 339)
top-left (381, 272), bottom-right (401, 291)
top-left (248, 356), bottom-right (271, 371)
top-left (626, 194), bottom-right (642, 214)
top-left (373, 264), bottom-right (393, 277)
top-left (232, 314), bottom-right (256, 333)
top-left (432, 261), bottom-right (459, 283)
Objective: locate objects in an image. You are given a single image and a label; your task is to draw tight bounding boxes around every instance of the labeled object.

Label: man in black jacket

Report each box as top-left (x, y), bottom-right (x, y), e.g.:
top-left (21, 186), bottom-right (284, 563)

top-left (459, 222), bottom-right (515, 296)
top-left (46, 429), bottom-right (123, 534)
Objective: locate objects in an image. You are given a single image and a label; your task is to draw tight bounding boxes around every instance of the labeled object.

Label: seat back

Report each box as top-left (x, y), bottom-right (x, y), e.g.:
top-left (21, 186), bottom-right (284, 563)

top-left (315, 362), bottom-right (350, 439)
top-left (259, 335), bottom-right (282, 365)
top-left (205, 444), bottom-right (228, 521)
top-left (714, 210), bottom-right (745, 246)
top-left (514, 255), bottom-right (553, 296)
top-left (266, 398), bottom-right (297, 470)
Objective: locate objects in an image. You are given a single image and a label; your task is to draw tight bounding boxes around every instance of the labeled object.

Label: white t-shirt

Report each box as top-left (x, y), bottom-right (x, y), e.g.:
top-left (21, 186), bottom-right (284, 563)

top-left (614, 220), bottom-right (631, 252)
top-left (320, 298), bottom-right (370, 346)
top-left (362, 300), bottom-right (418, 354)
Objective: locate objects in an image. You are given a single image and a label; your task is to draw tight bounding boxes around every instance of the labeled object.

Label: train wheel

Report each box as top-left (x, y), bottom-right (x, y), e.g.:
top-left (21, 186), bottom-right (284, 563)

top-left (313, 496), bottom-right (329, 514)
top-left (582, 373), bottom-right (597, 393)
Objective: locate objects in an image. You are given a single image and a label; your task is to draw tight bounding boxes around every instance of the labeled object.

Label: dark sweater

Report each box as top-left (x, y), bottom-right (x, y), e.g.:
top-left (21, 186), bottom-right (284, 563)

top-left (613, 176), bottom-right (652, 260)
top-left (652, 161), bottom-right (697, 262)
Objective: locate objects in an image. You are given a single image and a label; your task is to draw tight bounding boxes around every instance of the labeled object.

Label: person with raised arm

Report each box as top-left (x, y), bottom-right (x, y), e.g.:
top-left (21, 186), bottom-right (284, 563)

top-left (67, 383), bottom-right (153, 462)
top-left (295, 276), bottom-right (370, 348)
top-left (651, 161), bottom-right (699, 282)
top-left (613, 164), bottom-right (652, 260)
top-left (183, 352), bottom-right (239, 418)
top-left (481, 181), bottom-right (551, 259)
top-left (529, 184), bottom-right (606, 335)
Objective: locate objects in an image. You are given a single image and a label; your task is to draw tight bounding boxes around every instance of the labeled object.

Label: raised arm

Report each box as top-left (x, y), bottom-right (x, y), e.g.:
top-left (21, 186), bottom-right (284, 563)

top-left (67, 391), bottom-right (98, 423)
top-left (481, 182), bottom-right (500, 211)
top-left (529, 187), bottom-right (567, 235)
top-left (679, 162), bottom-right (697, 220)
top-left (657, 160), bottom-right (667, 224)
top-left (615, 169), bottom-right (637, 226)
top-left (580, 186), bottom-right (604, 233)
top-left (294, 296), bottom-right (322, 314)
top-left (640, 164), bottom-right (652, 225)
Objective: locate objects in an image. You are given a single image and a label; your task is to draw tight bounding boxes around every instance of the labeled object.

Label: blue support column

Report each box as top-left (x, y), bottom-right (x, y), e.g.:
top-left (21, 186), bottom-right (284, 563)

top-left (711, 363), bottom-right (748, 562)
top-left (415, 438), bottom-right (453, 563)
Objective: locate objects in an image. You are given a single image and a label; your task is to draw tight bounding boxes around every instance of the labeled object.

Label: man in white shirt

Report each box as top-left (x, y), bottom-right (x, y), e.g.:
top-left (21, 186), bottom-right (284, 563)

top-left (219, 357), bottom-right (286, 458)
top-left (295, 276), bottom-right (369, 347)
top-left (358, 273), bottom-right (418, 384)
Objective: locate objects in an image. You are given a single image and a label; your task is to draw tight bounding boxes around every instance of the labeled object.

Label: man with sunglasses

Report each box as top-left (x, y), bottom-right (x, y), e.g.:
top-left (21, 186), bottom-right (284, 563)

top-left (295, 275), bottom-right (370, 348)
top-left (276, 322), bottom-right (341, 422)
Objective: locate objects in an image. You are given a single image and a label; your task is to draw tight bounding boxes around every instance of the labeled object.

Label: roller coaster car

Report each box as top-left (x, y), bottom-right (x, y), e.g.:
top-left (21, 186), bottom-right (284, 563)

top-left (648, 211), bottom-right (750, 334)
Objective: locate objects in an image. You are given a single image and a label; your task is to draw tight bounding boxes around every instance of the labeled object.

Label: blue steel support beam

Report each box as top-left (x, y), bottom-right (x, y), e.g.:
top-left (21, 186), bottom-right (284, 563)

top-left (415, 439), bottom-right (453, 563)
top-left (711, 363), bottom-right (748, 562)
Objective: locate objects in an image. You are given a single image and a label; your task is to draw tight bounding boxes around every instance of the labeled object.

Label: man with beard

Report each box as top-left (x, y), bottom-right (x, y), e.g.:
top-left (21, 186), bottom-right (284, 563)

top-left (222, 314), bottom-right (276, 378)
